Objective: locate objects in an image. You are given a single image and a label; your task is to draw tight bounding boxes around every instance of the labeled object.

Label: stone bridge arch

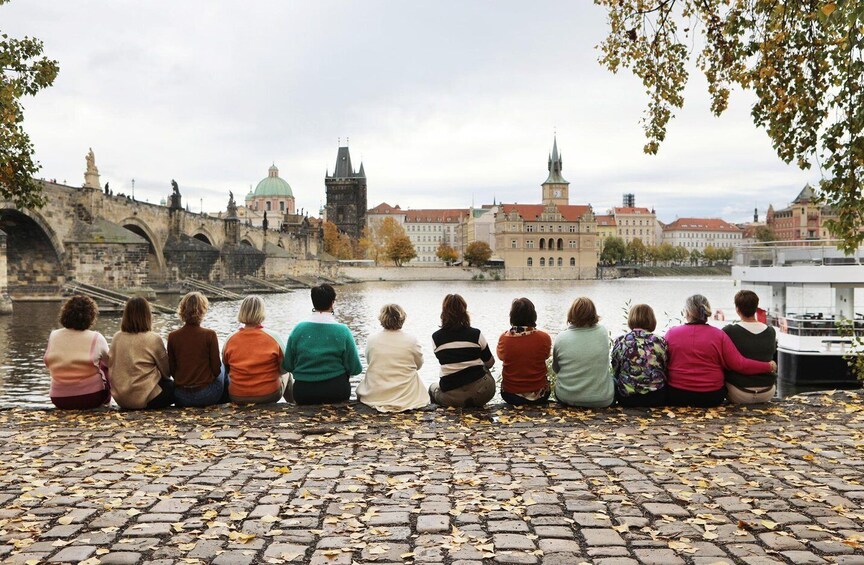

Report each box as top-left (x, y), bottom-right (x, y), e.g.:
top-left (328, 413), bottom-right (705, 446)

top-left (191, 227), bottom-right (219, 247)
top-left (0, 207), bottom-right (66, 295)
top-left (119, 216), bottom-right (166, 277)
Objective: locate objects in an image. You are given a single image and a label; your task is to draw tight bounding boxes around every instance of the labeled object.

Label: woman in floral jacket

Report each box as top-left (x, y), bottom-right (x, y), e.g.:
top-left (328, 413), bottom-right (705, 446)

top-left (611, 304), bottom-right (668, 407)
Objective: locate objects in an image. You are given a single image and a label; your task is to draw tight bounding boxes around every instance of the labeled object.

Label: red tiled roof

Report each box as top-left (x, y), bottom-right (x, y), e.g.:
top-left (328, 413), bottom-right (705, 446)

top-left (499, 203), bottom-right (592, 222)
top-left (663, 218), bottom-right (742, 232)
top-left (403, 208), bottom-right (469, 223)
top-left (367, 202), bottom-right (402, 215)
top-left (613, 207), bottom-right (653, 215)
top-left (595, 215), bottom-right (616, 227)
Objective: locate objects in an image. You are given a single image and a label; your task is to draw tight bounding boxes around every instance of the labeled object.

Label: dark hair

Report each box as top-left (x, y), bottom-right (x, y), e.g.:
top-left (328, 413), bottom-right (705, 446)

top-left (509, 297), bottom-right (537, 327)
top-left (567, 297), bottom-right (599, 328)
top-left (440, 294), bottom-right (470, 330)
top-left (628, 304), bottom-right (657, 332)
top-left (59, 295), bottom-right (98, 331)
top-left (311, 284), bottom-right (336, 311)
top-left (121, 297), bottom-right (152, 333)
top-left (734, 290), bottom-right (759, 318)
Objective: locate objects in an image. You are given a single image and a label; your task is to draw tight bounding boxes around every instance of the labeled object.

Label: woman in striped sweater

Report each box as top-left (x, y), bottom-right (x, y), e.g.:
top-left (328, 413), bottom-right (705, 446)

top-left (430, 294), bottom-right (495, 408)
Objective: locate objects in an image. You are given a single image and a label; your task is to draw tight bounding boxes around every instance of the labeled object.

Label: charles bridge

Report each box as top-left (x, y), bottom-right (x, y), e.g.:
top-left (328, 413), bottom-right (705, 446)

top-left (0, 180), bottom-right (324, 311)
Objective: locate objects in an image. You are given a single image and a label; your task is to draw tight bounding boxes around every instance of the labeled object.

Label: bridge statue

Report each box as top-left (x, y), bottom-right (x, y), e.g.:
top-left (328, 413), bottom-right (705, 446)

top-left (83, 148), bottom-right (101, 189)
top-left (169, 179), bottom-right (182, 210)
top-left (226, 191), bottom-right (238, 219)
top-left (262, 211), bottom-right (269, 231)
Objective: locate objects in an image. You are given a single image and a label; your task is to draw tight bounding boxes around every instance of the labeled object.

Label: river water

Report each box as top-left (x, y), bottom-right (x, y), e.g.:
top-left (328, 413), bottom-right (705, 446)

top-left (0, 277), bottom-right (749, 408)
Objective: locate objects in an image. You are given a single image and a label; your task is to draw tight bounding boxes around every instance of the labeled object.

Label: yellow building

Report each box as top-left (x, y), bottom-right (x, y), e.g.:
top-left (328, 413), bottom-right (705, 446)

top-left (612, 206), bottom-right (657, 245)
top-left (494, 138), bottom-right (598, 280)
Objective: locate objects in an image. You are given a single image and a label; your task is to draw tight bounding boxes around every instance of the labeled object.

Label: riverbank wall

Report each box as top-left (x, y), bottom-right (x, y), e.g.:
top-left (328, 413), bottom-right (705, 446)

top-left (616, 265), bottom-right (732, 278)
top-left (341, 265), bottom-right (489, 281)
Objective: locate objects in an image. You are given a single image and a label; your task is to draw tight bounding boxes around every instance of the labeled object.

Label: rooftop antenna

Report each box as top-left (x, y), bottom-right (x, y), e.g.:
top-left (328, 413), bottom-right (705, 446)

top-left (346, 136), bottom-right (349, 146)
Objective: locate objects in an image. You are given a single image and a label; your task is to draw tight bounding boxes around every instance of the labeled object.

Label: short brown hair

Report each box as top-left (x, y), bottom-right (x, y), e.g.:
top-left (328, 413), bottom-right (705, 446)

top-left (734, 290), bottom-right (759, 318)
top-left (59, 295), bottom-right (98, 331)
top-left (121, 297), bottom-right (152, 333)
top-left (379, 304), bottom-right (406, 330)
top-left (510, 297), bottom-right (537, 327)
top-left (177, 291), bottom-right (209, 325)
top-left (567, 297), bottom-right (599, 328)
top-left (628, 304), bottom-right (657, 332)
top-left (440, 294), bottom-right (470, 330)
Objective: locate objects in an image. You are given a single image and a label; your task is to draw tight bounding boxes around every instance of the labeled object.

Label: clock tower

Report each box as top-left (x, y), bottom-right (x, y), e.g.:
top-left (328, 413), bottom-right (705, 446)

top-left (541, 137), bottom-right (569, 207)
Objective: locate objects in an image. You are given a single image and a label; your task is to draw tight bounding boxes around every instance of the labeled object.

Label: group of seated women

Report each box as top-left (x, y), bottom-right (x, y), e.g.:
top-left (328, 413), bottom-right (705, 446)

top-left (44, 284), bottom-right (777, 412)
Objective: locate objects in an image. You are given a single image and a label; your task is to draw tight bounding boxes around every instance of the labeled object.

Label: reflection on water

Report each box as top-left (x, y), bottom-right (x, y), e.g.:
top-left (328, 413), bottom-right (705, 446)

top-left (0, 278), bottom-right (738, 407)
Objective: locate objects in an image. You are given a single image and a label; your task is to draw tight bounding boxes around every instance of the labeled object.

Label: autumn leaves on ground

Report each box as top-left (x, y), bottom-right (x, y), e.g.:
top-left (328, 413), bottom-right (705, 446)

top-left (1, 393), bottom-right (863, 564)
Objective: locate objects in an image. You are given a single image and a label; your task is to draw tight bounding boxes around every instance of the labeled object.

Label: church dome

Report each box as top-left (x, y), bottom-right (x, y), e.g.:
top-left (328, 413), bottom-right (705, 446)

top-left (253, 164), bottom-right (293, 198)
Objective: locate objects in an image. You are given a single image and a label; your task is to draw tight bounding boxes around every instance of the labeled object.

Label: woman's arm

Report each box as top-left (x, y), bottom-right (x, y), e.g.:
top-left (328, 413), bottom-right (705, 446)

top-left (344, 328), bottom-right (363, 376)
top-left (153, 334), bottom-right (170, 379)
top-left (720, 332), bottom-right (774, 375)
top-left (209, 331), bottom-right (221, 379)
top-left (478, 332), bottom-right (495, 368)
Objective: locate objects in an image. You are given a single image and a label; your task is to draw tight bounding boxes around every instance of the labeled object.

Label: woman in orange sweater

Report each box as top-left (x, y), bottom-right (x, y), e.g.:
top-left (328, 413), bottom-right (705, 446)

top-left (496, 297), bottom-right (552, 405)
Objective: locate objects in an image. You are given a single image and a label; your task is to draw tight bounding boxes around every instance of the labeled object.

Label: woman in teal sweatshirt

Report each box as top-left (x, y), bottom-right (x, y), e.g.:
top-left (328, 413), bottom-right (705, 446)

top-left (552, 297), bottom-right (615, 408)
top-left (282, 284), bottom-right (363, 405)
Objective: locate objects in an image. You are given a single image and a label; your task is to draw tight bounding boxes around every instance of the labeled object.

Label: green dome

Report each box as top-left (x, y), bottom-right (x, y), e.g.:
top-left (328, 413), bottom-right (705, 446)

top-left (254, 164), bottom-right (293, 198)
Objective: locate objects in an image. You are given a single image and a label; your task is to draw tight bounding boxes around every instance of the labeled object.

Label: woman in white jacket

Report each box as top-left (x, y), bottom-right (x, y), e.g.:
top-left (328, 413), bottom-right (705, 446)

top-left (356, 304), bottom-right (430, 412)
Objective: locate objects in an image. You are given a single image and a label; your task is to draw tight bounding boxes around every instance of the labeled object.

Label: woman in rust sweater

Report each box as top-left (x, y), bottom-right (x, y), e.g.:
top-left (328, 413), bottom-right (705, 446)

top-left (496, 297), bottom-right (552, 405)
top-left (168, 292), bottom-right (226, 407)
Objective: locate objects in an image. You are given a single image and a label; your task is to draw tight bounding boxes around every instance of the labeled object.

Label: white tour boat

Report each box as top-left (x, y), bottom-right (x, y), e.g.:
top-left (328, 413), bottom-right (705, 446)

top-left (732, 241), bottom-right (864, 396)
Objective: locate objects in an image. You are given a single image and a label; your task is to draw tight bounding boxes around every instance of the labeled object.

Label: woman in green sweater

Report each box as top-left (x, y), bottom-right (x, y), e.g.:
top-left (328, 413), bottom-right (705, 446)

top-left (282, 284), bottom-right (363, 405)
top-left (552, 297), bottom-right (614, 408)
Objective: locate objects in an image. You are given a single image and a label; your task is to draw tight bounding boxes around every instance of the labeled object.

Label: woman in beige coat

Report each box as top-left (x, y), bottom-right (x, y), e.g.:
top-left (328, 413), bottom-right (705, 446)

top-left (109, 297), bottom-right (173, 409)
top-left (356, 304), bottom-right (429, 412)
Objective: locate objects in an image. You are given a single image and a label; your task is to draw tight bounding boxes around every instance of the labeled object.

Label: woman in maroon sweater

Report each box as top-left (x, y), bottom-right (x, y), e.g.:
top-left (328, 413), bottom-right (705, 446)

top-left (497, 297), bottom-right (552, 405)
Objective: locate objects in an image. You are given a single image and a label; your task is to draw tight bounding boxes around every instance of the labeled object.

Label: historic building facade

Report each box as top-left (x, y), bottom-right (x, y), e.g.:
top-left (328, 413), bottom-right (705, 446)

top-left (494, 139), bottom-right (598, 280)
top-left (366, 203), bottom-right (467, 265)
top-left (766, 185), bottom-right (837, 241)
top-left (611, 205), bottom-right (658, 246)
top-left (661, 218), bottom-right (743, 251)
top-left (325, 146), bottom-right (367, 240)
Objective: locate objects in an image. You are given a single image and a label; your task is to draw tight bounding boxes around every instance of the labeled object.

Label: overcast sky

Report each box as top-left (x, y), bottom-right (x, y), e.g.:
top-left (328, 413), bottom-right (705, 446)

top-left (6, 1), bottom-right (819, 223)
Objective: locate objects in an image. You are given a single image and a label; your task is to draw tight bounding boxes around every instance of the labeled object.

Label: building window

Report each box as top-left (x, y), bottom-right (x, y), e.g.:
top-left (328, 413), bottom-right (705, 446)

top-left (557, 257), bottom-right (563, 267)
top-left (527, 240), bottom-right (534, 249)
top-left (548, 256), bottom-right (554, 266)
top-left (540, 239), bottom-right (545, 250)
top-left (266, 201), bottom-right (272, 211)
top-left (511, 240), bottom-right (517, 249)
top-left (569, 240), bottom-right (576, 248)
top-left (569, 225), bottom-right (576, 232)
top-left (540, 225), bottom-right (545, 232)
top-left (570, 257), bottom-right (576, 267)
top-left (557, 238), bottom-right (563, 250)
top-left (280, 201), bottom-right (285, 212)
top-left (527, 225), bottom-right (534, 232)
top-left (527, 257), bottom-right (533, 267)
top-left (540, 258), bottom-right (546, 267)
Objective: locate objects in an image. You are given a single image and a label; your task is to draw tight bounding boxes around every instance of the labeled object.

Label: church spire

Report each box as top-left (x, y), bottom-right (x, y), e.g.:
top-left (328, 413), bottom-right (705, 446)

top-left (544, 135), bottom-right (568, 185)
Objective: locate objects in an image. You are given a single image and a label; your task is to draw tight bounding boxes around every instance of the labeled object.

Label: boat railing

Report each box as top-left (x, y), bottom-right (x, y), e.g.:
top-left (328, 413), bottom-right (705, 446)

top-left (734, 240), bottom-right (863, 267)
top-left (770, 314), bottom-right (864, 337)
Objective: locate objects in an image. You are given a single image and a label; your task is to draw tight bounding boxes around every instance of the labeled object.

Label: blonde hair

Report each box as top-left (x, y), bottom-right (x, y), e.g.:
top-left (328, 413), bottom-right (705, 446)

top-left (237, 295), bottom-right (265, 325)
top-left (627, 304), bottom-right (657, 332)
top-left (178, 291), bottom-right (209, 325)
top-left (567, 297), bottom-right (599, 328)
top-left (379, 304), bottom-right (406, 330)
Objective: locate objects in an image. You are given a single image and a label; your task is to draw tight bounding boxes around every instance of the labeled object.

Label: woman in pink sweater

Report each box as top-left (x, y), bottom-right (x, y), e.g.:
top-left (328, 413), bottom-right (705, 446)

top-left (44, 296), bottom-right (111, 410)
top-left (665, 295), bottom-right (776, 407)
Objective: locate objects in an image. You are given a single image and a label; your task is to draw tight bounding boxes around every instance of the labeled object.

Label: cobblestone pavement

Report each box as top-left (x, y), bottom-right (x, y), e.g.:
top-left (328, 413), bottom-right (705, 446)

top-left (1, 392), bottom-right (863, 565)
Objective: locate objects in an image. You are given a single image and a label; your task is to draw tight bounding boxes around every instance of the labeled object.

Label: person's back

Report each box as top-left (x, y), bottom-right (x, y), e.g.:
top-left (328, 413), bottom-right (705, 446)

top-left (722, 290), bottom-right (777, 404)
top-left (168, 324), bottom-right (221, 389)
top-left (46, 328), bottom-right (109, 406)
top-left (109, 330), bottom-right (169, 409)
top-left (358, 327), bottom-right (428, 412)
top-left (284, 316), bottom-right (361, 381)
top-left (553, 324), bottom-right (614, 407)
top-left (223, 326), bottom-right (283, 400)
top-left (282, 284), bottom-right (362, 405)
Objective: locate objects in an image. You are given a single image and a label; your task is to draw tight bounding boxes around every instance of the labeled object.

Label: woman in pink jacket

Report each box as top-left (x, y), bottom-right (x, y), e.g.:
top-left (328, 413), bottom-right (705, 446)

top-left (665, 294), bottom-right (776, 407)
